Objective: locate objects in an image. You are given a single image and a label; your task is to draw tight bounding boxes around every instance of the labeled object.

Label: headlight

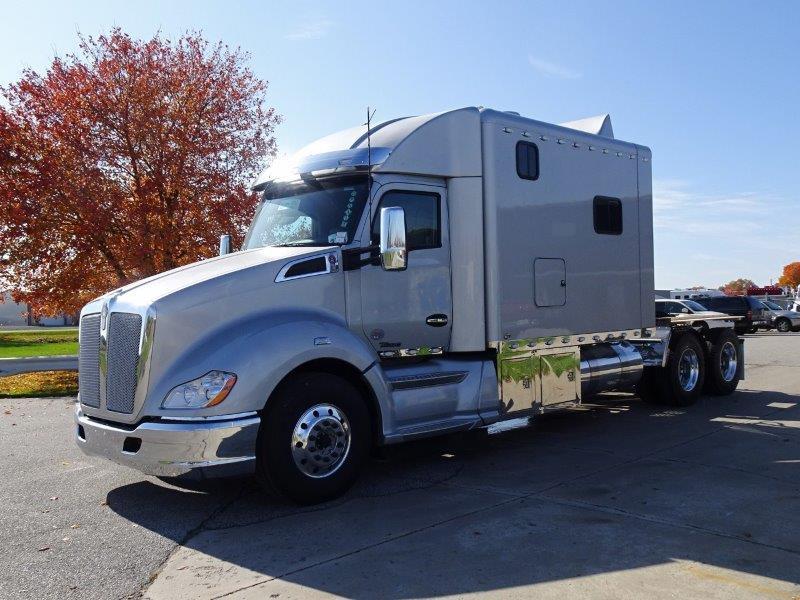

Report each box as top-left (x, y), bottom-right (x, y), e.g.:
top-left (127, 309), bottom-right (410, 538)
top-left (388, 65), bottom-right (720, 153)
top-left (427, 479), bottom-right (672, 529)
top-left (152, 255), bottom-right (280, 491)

top-left (162, 371), bottom-right (237, 409)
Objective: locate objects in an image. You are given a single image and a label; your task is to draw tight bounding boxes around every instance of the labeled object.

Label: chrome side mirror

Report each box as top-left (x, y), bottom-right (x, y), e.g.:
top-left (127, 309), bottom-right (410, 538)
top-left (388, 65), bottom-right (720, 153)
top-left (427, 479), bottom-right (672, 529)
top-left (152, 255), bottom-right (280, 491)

top-left (681, 307), bottom-right (689, 313)
top-left (219, 234), bottom-right (231, 256)
top-left (379, 207), bottom-right (407, 271)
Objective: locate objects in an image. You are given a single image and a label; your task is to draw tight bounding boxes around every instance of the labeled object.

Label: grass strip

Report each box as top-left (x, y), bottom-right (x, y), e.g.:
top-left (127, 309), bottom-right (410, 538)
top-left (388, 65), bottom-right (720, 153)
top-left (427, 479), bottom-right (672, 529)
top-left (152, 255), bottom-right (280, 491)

top-left (0, 328), bottom-right (78, 358)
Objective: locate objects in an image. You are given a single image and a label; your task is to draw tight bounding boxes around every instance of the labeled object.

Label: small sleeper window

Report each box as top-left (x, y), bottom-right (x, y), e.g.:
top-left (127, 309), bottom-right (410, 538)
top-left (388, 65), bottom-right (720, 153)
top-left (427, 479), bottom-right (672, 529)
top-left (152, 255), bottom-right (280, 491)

top-left (593, 196), bottom-right (622, 235)
top-left (516, 141), bottom-right (539, 180)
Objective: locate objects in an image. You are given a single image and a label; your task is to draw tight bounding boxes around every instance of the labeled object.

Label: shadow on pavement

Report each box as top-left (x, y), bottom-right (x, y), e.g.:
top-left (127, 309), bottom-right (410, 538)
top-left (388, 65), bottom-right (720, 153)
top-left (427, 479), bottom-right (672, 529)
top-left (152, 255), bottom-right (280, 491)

top-left (107, 388), bottom-right (800, 598)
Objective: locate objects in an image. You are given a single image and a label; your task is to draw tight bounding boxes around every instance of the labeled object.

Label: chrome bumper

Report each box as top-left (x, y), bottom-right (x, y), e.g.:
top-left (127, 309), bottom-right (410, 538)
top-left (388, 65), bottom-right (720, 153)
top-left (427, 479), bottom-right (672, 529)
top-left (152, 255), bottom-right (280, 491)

top-left (75, 406), bottom-right (260, 478)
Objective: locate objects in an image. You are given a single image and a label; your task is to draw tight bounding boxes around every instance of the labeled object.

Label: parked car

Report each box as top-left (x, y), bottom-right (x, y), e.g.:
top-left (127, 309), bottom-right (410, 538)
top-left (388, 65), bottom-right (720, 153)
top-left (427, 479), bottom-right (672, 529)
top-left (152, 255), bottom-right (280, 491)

top-left (655, 298), bottom-right (730, 320)
top-left (759, 300), bottom-right (800, 332)
top-left (694, 296), bottom-right (767, 334)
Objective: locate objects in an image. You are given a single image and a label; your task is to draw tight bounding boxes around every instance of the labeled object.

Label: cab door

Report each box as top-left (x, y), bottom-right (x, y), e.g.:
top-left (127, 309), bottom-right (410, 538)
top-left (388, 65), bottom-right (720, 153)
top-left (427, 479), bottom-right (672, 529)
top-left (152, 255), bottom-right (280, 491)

top-left (360, 183), bottom-right (452, 355)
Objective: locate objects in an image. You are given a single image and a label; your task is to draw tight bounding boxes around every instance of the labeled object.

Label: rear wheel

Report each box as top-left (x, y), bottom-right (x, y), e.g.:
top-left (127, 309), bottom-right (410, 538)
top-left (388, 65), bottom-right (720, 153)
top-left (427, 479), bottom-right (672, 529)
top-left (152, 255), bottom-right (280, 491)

top-left (775, 318), bottom-right (791, 333)
top-left (654, 333), bottom-right (705, 406)
top-left (256, 372), bottom-right (371, 505)
top-left (703, 329), bottom-right (741, 395)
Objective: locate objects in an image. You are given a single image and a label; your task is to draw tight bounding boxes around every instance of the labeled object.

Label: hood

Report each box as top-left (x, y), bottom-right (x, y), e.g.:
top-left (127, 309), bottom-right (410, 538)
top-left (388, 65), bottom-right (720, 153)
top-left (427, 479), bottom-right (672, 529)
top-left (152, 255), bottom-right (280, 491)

top-left (86, 246), bottom-right (334, 312)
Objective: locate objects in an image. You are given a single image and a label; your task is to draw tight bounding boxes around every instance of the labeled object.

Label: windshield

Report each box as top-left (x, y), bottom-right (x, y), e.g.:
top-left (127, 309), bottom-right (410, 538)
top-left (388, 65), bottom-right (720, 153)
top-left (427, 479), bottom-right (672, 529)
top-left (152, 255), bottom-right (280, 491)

top-left (244, 176), bottom-right (369, 249)
top-left (683, 300), bottom-right (708, 312)
top-left (762, 300), bottom-right (782, 310)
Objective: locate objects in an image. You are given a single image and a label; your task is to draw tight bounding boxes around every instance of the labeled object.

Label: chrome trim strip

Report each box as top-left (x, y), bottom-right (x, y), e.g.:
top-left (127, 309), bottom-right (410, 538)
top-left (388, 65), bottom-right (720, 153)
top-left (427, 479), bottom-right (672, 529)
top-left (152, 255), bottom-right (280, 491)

top-left (157, 411), bottom-right (259, 423)
top-left (488, 328), bottom-right (658, 351)
top-left (389, 371), bottom-right (468, 391)
top-left (379, 346), bottom-right (444, 359)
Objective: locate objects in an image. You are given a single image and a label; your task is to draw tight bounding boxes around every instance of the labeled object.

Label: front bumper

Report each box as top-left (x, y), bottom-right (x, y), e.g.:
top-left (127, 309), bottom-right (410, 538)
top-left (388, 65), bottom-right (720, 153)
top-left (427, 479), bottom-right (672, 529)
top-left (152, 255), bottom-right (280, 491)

top-left (75, 406), bottom-right (260, 478)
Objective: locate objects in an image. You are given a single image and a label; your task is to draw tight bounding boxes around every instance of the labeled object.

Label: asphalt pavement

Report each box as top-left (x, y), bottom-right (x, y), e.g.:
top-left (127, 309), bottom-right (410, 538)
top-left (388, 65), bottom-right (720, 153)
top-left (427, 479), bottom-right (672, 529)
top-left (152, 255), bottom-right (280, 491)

top-left (0, 355), bottom-right (78, 375)
top-left (1, 332), bottom-right (799, 599)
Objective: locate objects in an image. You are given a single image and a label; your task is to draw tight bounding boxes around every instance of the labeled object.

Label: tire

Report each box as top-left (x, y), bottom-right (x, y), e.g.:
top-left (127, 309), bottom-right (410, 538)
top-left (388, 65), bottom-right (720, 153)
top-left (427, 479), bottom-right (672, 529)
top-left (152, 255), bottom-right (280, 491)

top-left (654, 333), bottom-right (706, 406)
top-left (775, 318), bottom-right (791, 333)
top-left (703, 329), bottom-right (741, 396)
top-left (747, 327), bottom-right (758, 334)
top-left (256, 372), bottom-right (371, 505)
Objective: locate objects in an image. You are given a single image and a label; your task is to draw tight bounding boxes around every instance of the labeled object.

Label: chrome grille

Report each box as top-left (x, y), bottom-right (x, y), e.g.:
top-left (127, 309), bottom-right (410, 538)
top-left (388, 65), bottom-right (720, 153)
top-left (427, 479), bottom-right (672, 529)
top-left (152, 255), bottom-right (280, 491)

top-left (78, 314), bottom-right (101, 408)
top-left (105, 313), bottom-right (143, 414)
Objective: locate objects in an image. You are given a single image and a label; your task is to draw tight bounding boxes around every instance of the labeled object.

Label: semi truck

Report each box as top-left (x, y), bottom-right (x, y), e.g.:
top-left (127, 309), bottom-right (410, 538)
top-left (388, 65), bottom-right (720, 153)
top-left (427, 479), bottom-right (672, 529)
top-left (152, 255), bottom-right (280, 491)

top-left (75, 107), bottom-right (743, 504)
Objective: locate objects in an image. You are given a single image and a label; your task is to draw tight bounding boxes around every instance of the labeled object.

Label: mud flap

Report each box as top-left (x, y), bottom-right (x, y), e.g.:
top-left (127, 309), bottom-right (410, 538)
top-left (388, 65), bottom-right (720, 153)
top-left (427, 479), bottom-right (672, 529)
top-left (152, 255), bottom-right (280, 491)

top-left (736, 337), bottom-right (745, 381)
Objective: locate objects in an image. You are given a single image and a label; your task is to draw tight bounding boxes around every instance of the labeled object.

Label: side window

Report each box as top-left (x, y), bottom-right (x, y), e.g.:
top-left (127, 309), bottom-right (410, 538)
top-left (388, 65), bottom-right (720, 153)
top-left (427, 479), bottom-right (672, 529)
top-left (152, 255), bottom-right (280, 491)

top-left (593, 196), bottom-right (623, 235)
top-left (371, 190), bottom-right (441, 251)
top-left (516, 141), bottom-right (539, 180)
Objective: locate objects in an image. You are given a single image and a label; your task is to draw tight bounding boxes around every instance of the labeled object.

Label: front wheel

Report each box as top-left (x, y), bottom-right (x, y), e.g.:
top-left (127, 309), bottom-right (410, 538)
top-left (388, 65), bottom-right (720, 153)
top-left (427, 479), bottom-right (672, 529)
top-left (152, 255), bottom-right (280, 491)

top-left (704, 329), bottom-right (741, 395)
top-left (655, 333), bottom-right (706, 406)
top-left (775, 318), bottom-right (791, 333)
top-left (256, 372), bottom-right (371, 505)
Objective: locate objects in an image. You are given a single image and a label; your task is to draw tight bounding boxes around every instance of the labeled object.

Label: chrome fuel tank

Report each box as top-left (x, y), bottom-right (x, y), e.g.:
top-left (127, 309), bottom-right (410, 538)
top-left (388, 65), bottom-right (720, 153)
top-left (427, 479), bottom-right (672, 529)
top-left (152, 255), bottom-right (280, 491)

top-left (580, 342), bottom-right (643, 397)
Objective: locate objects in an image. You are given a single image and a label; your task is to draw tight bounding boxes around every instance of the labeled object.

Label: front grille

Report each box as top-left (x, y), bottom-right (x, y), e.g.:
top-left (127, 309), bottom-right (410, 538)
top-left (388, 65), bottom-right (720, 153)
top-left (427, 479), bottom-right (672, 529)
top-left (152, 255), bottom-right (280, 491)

top-left (78, 314), bottom-right (101, 407)
top-left (78, 311), bottom-right (143, 415)
top-left (106, 313), bottom-right (143, 414)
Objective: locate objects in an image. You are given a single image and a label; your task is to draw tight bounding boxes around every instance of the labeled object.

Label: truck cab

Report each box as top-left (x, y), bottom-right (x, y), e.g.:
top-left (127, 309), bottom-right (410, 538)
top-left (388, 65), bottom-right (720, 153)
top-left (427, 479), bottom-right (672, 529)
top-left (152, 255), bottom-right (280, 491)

top-left (75, 107), bottom-right (743, 503)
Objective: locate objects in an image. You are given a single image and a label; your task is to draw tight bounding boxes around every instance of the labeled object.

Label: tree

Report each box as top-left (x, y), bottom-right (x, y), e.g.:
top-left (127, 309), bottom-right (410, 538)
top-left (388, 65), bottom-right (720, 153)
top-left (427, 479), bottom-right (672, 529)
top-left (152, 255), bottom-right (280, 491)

top-left (719, 278), bottom-right (755, 295)
top-left (778, 262), bottom-right (800, 289)
top-left (0, 29), bottom-right (279, 316)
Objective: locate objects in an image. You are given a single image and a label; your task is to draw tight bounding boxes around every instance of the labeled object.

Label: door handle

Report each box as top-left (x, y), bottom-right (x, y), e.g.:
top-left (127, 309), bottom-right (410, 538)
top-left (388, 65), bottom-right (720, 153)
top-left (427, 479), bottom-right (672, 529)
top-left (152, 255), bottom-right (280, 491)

top-left (426, 314), bottom-right (449, 327)
top-left (560, 280), bottom-right (566, 287)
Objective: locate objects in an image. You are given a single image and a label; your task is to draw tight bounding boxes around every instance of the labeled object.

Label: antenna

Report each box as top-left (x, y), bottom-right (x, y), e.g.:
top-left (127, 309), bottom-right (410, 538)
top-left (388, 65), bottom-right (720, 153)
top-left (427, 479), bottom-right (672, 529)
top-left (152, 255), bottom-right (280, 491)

top-left (365, 106), bottom-right (376, 241)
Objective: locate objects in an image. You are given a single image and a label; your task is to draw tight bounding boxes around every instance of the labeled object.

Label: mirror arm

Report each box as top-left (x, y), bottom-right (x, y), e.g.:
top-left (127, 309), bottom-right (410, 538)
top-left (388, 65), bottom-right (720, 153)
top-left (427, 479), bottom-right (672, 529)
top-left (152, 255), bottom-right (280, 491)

top-left (341, 245), bottom-right (380, 270)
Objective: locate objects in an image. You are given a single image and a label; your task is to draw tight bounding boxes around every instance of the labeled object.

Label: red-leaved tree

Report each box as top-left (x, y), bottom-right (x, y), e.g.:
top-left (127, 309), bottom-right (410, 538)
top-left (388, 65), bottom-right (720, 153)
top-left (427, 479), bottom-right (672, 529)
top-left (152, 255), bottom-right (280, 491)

top-left (778, 262), bottom-right (800, 289)
top-left (0, 29), bottom-right (280, 316)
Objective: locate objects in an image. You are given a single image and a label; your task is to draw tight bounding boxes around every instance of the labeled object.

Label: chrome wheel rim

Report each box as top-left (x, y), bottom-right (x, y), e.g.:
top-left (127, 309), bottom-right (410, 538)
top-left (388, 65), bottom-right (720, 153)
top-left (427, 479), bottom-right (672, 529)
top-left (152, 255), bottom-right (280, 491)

top-left (777, 320), bottom-right (789, 332)
top-left (678, 348), bottom-right (700, 392)
top-left (291, 404), bottom-right (351, 479)
top-left (720, 341), bottom-right (738, 382)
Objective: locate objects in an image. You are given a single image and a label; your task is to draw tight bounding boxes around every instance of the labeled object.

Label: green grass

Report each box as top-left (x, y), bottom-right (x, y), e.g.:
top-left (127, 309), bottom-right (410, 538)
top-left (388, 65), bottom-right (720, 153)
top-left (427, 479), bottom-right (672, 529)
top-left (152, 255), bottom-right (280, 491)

top-left (0, 370), bottom-right (78, 398)
top-left (0, 328), bottom-right (79, 358)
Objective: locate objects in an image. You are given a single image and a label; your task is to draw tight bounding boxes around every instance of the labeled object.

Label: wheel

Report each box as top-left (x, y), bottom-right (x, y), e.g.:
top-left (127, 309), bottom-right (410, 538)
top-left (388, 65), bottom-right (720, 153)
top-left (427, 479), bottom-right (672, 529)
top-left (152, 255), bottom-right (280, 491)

top-left (256, 372), bottom-right (371, 505)
top-left (747, 327), bottom-right (758, 334)
top-left (703, 329), bottom-right (741, 395)
top-left (775, 318), bottom-right (791, 333)
top-left (654, 333), bottom-right (705, 406)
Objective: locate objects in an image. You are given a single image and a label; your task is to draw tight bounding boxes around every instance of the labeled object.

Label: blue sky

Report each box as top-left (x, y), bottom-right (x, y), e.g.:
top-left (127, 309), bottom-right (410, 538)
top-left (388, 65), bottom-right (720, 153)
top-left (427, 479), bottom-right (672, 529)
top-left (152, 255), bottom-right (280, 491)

top-left (1, 0), bottom-right (798, 289)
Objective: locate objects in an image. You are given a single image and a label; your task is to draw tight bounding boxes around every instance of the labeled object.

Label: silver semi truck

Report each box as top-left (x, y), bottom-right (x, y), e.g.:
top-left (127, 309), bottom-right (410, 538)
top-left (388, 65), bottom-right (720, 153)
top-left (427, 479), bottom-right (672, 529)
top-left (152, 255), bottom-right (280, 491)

top-left (75, 107), bottom-right (743, 503)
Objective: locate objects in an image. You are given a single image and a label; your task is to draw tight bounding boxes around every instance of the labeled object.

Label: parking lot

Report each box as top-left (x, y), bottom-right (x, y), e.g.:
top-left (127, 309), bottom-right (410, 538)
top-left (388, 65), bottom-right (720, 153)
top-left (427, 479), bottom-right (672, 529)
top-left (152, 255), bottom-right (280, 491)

top-left (1, 331), bottom-right (799, 599)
